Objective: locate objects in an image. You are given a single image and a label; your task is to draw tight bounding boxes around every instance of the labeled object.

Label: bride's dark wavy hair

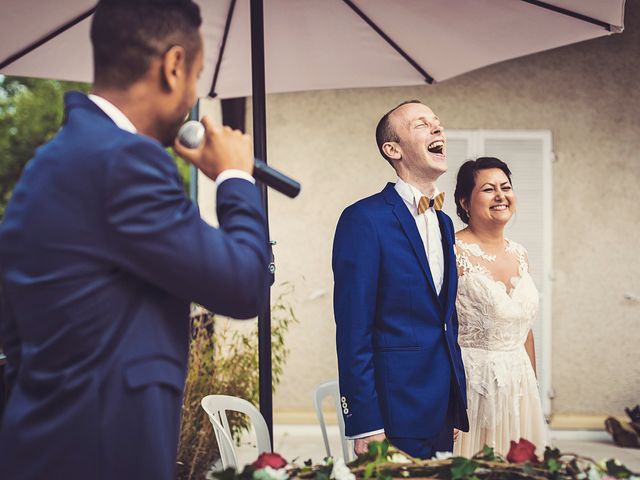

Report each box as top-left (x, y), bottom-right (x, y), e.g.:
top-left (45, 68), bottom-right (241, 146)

top-left (454, 157), bottom-right (512, 224)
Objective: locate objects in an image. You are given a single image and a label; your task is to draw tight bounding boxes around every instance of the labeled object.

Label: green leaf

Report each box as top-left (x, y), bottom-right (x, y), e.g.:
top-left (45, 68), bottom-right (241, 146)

top-left (368, 441), bottom-right (382, 459)
top-left (543, 446), bottom-right (561, 462)
top-left (450, 458), bottom-right (480, 480)
top-left (547, 458), bottom-right (561, 473)
top-left (605, 459), bottom-right (633, 478)
top-left (474, 445), bottom-right (496, 461)
top-left (380, 439), bottom-right (390, 458)
top-left (315, 471), bottom-right (330, 480)
top-left (364, 462), bottom-right (375, 480)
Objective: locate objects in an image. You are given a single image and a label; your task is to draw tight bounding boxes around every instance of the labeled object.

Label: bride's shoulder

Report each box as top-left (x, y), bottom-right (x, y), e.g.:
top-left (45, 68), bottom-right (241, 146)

top-left (505, 238), bottom-right (529, 268)
top-left (454, 229), bottom-right (470, 245)
top-left (505, 238), bottom-right (527, 255)
top-left (454, 231), bottom-right (476, 254)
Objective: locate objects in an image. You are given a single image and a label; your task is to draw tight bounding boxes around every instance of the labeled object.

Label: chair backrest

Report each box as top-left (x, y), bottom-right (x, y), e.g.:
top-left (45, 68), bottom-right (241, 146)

top-left (313, 380), bottom-right (353, 462)
top-left (201, 395), bottom-right (272, 469)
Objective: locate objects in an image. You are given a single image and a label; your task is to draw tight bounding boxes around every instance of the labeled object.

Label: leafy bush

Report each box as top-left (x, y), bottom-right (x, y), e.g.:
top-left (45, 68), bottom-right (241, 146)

top-left (177, 286), bottom-right (298, 480)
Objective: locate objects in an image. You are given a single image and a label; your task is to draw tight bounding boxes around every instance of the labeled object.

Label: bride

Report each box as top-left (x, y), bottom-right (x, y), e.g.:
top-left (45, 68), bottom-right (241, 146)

top-left (452, 157), bottom-right (547, 457)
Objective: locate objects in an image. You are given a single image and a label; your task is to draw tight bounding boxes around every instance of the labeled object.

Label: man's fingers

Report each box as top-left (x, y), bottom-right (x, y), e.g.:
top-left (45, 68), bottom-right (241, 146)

top-left (200, 115), bottom-right (215, 134)
top-left (174, 138), bottom-right (199, 162)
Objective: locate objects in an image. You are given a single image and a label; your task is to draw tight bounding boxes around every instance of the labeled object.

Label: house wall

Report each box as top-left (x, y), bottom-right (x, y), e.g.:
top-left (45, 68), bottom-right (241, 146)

top-left (198, 2), bottom-right (640, 418)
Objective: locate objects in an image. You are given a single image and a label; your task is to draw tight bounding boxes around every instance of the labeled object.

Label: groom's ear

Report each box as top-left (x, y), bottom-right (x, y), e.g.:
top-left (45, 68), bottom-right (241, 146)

top-left (383, 141), bottom-right (401, 161)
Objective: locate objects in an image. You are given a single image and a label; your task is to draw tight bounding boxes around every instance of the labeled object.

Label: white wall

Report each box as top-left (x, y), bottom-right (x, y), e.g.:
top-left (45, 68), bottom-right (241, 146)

top-left (198, 2), bottom-right (640, 417)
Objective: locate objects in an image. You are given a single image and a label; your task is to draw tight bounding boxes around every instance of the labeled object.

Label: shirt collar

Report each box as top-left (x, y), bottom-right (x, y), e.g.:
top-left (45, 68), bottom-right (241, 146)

top-left (394, 177), bottom-right (440, 210)
top-left (88, 94), bottom-right (137, 133)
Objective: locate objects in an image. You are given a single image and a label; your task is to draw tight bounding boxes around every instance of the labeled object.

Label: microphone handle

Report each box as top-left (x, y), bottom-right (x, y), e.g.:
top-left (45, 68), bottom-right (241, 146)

top-left (253, 159), bottom-right (301, 198)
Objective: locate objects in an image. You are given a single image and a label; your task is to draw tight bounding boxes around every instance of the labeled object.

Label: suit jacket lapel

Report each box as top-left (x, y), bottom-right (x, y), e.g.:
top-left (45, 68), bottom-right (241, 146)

top-left (437, 210), bottom-right (458, 321)
top-left (383, 184), bottom-right (440, 302)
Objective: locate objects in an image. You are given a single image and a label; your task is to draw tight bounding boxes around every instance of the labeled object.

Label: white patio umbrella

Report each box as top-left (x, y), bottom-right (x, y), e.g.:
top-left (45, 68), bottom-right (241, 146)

top-left (0, 0), bottom-right (627, 98)
top-left (0, 0), bottom-right (627, 440)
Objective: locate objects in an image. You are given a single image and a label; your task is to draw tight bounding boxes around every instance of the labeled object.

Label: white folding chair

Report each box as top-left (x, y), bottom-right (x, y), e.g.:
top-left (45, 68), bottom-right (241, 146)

top-left (313, 380), bottom-right (354, 462)
top-left (201, 395), bottom-right (272, 469)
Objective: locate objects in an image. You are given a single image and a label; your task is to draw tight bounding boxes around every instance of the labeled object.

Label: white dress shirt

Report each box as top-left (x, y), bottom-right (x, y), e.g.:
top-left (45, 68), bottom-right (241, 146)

top-left (394, 177), bottom-right (444, 294)
top-left (348, 178), bottom-right (445, 441)
top-left (87, 94), bottom-right (254, 187)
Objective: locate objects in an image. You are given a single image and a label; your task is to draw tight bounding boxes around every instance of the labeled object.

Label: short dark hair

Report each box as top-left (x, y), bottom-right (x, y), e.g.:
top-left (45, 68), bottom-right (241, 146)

top-left (91, 0), bottom-right (202, 89)
top-left (454, 157), bottom-right (513, 224)
top-left (375, 100), bottom-right (422, 164)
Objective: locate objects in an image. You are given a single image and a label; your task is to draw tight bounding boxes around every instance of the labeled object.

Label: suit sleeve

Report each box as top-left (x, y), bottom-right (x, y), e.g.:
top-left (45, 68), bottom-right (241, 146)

top-left (0, 283), bottom-right (20, 395)
top-left (332, 205), bottom-right (384, 436)
top-left (104, 139), bottom-right (269, 319)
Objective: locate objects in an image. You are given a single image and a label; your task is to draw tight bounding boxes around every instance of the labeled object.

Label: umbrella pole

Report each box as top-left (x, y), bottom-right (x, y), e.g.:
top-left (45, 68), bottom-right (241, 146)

top-left (250, 0), bottom-right (274, 447)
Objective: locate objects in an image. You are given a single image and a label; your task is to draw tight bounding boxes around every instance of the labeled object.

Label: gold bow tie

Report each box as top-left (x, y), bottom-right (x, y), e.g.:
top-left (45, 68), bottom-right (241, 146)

top-left (417, 192), bottom-right (445, 214)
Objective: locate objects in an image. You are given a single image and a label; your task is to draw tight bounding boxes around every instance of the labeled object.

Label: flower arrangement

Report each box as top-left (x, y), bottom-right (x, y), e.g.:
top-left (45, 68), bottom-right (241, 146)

top-left (213, 439), bottom-right (639, 480)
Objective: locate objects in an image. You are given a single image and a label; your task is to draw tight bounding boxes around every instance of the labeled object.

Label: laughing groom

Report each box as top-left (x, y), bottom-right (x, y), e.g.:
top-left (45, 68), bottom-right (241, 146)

top-left (332, 100), bottom-right (469, 459)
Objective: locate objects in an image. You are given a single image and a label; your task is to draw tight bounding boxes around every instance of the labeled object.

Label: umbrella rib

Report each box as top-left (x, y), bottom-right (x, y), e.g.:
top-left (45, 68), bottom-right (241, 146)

top-left (519, 0), bottom-right (615, 31)
top-left (340, 0), bottom-right (434, 84)
top-left (209, 0), bottom-right (238, 98)
top-left (0, 7), bottom-right (96, 71)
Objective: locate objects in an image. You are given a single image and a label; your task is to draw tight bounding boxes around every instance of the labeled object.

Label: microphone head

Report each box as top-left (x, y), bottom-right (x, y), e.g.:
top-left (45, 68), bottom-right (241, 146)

top-left (177, 120), bottom-right (204, 149)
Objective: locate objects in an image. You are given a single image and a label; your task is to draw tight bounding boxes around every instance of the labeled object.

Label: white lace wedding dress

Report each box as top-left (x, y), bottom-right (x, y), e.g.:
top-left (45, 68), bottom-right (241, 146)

top-left (453, 238), bottom-right (547, 458)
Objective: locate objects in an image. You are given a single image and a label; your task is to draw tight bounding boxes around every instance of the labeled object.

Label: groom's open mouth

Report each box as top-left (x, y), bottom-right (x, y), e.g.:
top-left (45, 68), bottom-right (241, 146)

top-left (427, 140), bottom-right (445, 155)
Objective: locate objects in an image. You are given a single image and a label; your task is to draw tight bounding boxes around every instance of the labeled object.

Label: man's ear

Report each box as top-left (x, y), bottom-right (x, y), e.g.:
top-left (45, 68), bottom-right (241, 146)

top-left (382, 141), bottom-right (401, 161)
top-left (161, 45), bottom-right (187, 91)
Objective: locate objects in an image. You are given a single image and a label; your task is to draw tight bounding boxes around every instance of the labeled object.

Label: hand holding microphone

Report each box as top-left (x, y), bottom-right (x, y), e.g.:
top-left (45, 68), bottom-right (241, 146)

top-left (174, 116), bottom-right (254, 181)
top-left (175, 118), bottom-right (301, 198)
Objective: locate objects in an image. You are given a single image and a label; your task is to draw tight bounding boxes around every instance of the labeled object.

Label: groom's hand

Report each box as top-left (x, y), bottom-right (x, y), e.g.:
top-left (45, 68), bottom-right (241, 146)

top-left (453, 428), bottom-right (460, 441)
top-left (354, 433), bottom-right (387, 456)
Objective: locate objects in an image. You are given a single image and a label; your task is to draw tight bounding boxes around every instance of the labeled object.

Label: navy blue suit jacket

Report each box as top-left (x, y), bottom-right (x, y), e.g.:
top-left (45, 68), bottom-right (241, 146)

top-left (0, 92), bottom-right (269, 479)
top-left (333, 183), bottom-right (469, 439)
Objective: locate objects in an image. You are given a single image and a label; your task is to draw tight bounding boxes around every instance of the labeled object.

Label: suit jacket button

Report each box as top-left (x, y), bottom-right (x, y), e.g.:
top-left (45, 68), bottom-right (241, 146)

top-left (444, 324), bottom-right (448, 332)
top-left (343, 408), bottom-right (349, 414)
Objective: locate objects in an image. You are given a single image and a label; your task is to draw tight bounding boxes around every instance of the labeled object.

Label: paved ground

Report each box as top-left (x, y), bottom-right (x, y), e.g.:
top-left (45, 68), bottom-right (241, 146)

top-left (232, 425), bottom-right (640, 472)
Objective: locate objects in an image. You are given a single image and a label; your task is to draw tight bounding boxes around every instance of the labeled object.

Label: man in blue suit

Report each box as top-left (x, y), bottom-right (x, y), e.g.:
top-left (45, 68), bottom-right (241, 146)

top-left (333, 100), bottom-right (469, 459)
top-left (0, 1), bottom-right (269, 478)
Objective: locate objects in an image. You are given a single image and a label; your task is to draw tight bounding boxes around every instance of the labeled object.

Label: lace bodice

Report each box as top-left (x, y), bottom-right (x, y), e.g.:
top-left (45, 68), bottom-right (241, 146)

top-left (455, 238), bottom-right (539, 350)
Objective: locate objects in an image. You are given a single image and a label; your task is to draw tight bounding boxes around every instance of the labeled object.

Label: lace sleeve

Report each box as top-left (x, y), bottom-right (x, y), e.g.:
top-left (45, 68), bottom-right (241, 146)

top-left (506, 239), bottom-right (529, 274)
top-left (455, 243), bottom-right (472, 276)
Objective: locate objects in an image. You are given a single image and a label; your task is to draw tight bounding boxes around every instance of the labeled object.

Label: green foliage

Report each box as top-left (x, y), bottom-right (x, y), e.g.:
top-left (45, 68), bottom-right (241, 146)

top-left (0, 76), bottom-right (192, 220)
top-left (604, 459), bottom-right (634, 478)
top-left (450, 457), bottom-right (480, 480)
top-left (474, 446), bottom-right (497, 462)
top-left (0, 76), bottom-right (90, 218)
top-left (167, 147), bottom-right (192, 194)
top-left (177, 286), bottom-right (298, 480)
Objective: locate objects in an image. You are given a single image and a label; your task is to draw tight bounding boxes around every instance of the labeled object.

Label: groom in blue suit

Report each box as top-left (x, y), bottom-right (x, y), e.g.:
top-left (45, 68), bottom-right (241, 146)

top-left (333, 100), bottom-right (469, 459)
top-left (0, 1), bottom-right (269, 479)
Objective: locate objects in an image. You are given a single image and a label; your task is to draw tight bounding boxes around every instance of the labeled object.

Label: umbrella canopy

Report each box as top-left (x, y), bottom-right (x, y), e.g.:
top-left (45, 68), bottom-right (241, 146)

top-left (1, 0), bottom-right (626, 99)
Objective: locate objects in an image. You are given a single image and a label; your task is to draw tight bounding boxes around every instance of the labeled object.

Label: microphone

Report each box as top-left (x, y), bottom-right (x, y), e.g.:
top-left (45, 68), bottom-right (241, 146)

top-left (177, 121), bottom-right (301, 198)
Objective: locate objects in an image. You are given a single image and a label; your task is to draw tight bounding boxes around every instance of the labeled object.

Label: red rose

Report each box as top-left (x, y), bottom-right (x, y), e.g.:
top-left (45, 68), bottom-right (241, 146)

top-left (506, 438), bottom-right (539, 464)
top-left (251, 452), bottom-right (288, 469)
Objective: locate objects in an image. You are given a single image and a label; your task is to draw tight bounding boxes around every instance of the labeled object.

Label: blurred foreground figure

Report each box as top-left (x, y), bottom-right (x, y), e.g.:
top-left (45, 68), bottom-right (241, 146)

top-left (0, 1), bottom-right (269, 478)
